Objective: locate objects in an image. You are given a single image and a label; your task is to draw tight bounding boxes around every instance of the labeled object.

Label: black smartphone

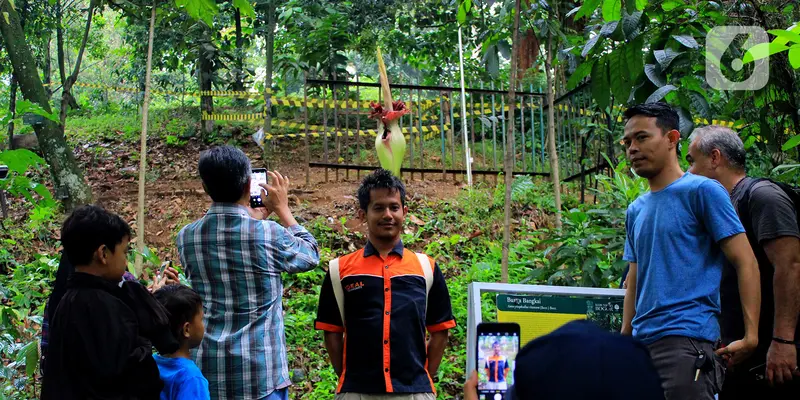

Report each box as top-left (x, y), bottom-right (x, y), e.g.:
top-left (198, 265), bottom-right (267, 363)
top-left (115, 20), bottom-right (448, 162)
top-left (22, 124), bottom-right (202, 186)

top-left (0, 165), bottom-right (8, 180)
top-left (250, 168), bottom-right (268, 208)
top-left (477, 322), bottom-right (520, 400)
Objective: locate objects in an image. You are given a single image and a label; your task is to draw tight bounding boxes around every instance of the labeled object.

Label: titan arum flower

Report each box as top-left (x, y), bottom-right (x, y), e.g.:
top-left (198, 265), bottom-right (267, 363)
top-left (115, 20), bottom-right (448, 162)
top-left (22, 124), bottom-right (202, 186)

top-left (370, 47), bottom-right (408, 177)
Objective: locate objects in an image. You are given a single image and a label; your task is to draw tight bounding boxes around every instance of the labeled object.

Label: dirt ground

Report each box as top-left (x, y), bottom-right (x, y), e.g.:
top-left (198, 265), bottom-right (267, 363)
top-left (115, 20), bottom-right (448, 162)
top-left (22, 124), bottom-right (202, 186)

top-left (72, 136), bottom-right (466, 263)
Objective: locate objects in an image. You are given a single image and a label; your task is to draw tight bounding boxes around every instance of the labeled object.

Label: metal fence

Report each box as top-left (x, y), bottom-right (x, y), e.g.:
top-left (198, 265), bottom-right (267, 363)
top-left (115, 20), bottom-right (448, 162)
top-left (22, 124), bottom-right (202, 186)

top-left (265, 79), bottom-right (616, 203)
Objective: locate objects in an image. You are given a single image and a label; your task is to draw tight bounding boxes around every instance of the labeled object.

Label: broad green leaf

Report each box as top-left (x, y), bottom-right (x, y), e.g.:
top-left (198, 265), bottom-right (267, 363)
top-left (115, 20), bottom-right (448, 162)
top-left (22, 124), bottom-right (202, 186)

top-left (2, 12), bottom-right (9, 24)
top-left (566, 6), bottom-right (581, 19)
top-left (645, 84), bottom-right (677, 103)
top-left (742, 42), bottom-right (790, 64)
top-left (677, 107), bottom-right (694, 138)
top-left (0, 149), bottom-right (46, 174)
top-left (625, 0), bottom-right (636, 14)
top-left (576, 0), bottom-right (602, 20)
top-left (789, 45), bottom-right (800, 69)
top-left (644, 64), bottom-right (666, 87)
top-left (688, 91), bottom-right (710, 120)
top-left (482, 44), bottom-right (500, 78)
top-left (610, 49), bottom-right (632, 104)
top-left (621, 11), bottom-right (643, 39)
top-left (232, 0), bottom-right (255, 18)
top-left (662, 0), bottom-right (681, 11)
top-left (680, 76), bottom-right (706, 100)
top-left (782, 135), bottom-right (800, 151)
top-left (457, 1), bottom-right (468, 24)
top-left (626, 36), bottom-right (644, 79)
top-left (174, 0), bottom-right (219, 25)
top-left (600, 21), bottom-right (619, 37)
top-left (768, 29), bottom-right (800, 45)
top-left (592, 58), bottom-right (611, 110)
top-left (654, 48), bottom-right (683, 70)
top-left (602, 0), bottom-right (622, 21)
top-left (743, 136), bottom-right (756, 149)
top-left (672, 35), bottom-right (699, 49)
top-left (568, 59), bottom-right (595, 89)
top-left (635, 0), bottom-right (648, 10)
top-left (582, 34), bottom-right (602, 57)
top-left (24, 341), bottom-right (38, 377)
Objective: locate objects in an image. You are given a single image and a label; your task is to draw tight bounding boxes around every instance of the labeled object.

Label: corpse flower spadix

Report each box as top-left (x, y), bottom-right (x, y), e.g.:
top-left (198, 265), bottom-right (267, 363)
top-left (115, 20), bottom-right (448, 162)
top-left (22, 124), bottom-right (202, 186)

top-left (370, 47), bottom-right (408, 177)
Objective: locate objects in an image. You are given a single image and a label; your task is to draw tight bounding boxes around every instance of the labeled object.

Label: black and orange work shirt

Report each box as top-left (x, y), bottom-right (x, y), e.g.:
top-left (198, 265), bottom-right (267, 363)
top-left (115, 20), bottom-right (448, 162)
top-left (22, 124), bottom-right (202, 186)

top-left (315, 241), bottom-right (456, 394)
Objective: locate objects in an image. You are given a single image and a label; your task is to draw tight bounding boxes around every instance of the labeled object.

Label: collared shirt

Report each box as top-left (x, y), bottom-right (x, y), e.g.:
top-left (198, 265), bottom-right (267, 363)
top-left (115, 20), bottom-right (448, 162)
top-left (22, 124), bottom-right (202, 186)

top-left (315, 241), bottom-right (456, 394)
top-left (485, 355), bottom-right (509, 382)
top-left (177, 203), bottom-right (320, 400)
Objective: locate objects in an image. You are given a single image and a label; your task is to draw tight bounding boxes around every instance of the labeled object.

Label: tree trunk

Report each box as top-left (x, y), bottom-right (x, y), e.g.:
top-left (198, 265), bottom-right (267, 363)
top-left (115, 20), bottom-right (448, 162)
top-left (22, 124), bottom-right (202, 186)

top-left (7, 74), bottom-right (17, 150)
top-left (500, 0), bottom-right (522, 284)
top-left (0, 1), bottom-right (92, 210)
top-left (233, 7), bottom-right (245, 106)
top-left (55, 0), bottom-right (78, 110)
top-left (546, 33), bottom-right (562, 230)
top-left (199, 39), bottom-right (214, 138)
top-left (261, 0), bottom-right (277, 166)
top-left (134, 2), bottom-right (157, 277)
top-left (60, 0), bottom-right (96, 127)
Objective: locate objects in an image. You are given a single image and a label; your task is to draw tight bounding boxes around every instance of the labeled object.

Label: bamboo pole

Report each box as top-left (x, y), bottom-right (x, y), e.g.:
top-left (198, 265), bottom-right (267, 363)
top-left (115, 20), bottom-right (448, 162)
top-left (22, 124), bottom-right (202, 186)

top-left (501, 0), bottom-right (522, 284)
top-left (457, 26), bottom-right (472, 186)
top-left (134, 1), bottom-right (157, 277)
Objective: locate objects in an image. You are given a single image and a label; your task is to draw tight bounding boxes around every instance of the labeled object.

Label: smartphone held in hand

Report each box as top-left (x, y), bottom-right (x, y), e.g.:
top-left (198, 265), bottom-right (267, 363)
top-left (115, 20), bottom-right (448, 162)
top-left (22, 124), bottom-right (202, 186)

top-left (250, 168), bottom-right (268, 208)
top-left (476, 322), bottom-right (520, 400)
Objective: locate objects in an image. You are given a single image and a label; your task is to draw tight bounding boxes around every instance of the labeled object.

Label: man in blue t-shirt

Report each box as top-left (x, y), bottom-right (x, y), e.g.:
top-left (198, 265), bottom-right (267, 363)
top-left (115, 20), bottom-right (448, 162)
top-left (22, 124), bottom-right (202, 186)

top-left (620, 103), bottom-right (761, 400)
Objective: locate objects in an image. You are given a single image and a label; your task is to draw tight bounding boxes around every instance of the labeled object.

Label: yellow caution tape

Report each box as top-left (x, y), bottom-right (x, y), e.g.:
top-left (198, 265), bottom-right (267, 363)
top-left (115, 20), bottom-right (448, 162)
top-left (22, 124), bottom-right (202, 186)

top-left (48, 81), bottom-right (755, 132)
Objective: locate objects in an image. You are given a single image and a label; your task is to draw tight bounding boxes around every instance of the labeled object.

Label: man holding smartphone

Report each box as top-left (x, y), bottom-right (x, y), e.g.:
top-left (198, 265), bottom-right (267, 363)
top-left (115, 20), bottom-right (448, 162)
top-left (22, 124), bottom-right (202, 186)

top-left (177, 146), bottom-right (320, 400)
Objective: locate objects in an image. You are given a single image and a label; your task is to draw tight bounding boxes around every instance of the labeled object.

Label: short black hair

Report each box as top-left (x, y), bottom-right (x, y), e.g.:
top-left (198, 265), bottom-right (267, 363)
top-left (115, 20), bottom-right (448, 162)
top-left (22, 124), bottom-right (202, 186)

top-left (153, 284), bottom-right (203, 344)
top-left (357, 169), bottom-right (406, 211)
top-left (623, 103), bottom-right (680, 134)
top-left (61, 205), bottom-right (132, 266)
top-left (198, 146), bottom-right (251, 203)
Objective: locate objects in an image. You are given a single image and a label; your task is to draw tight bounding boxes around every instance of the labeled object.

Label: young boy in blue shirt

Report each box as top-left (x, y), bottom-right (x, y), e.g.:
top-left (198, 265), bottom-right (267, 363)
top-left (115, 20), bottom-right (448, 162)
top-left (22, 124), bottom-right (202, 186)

top-left (153, 284), bottom-right (210, 400)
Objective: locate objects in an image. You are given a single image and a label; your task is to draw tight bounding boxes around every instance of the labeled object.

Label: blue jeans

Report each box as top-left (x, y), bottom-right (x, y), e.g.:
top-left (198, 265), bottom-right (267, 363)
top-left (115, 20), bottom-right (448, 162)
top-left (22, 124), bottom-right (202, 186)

top-left (266, 388), bottom-right (289, 400)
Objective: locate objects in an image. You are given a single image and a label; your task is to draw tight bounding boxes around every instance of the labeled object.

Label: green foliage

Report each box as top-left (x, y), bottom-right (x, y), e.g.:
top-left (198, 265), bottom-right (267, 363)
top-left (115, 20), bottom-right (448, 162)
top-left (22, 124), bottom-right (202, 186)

top-left (0, 255), bottom-right (58, 399)
top-left (0, 150), bottom-right (57, 221)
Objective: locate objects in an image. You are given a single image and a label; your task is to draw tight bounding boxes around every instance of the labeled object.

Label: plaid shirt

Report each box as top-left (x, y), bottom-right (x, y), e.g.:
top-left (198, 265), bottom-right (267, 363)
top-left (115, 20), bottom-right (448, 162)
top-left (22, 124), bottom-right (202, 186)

top-left (176, 203), bottom-right (320, 400)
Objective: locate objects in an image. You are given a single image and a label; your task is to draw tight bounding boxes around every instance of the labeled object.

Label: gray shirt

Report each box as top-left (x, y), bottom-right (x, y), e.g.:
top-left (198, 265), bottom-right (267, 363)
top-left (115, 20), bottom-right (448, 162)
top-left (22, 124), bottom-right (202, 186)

top-left (720, 177), bottom-right (799, 366)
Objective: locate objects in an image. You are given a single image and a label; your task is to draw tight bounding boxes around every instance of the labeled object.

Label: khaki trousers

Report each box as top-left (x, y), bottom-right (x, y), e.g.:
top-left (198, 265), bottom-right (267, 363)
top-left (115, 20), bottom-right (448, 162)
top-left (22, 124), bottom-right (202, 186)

top-left (335, 394), bottom-right (436, 400)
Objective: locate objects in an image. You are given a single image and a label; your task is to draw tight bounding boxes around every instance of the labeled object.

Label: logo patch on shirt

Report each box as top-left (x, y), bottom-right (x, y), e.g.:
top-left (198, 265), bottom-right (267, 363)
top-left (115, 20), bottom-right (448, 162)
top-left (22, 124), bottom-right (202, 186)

top-left (345, 281), bottom-right (364, 292)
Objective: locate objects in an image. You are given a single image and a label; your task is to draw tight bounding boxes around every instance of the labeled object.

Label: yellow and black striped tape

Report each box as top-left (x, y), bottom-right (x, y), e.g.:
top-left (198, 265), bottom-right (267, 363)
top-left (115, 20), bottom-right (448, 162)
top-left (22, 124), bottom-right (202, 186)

top-left (48, 81), bottom-right (756, 131)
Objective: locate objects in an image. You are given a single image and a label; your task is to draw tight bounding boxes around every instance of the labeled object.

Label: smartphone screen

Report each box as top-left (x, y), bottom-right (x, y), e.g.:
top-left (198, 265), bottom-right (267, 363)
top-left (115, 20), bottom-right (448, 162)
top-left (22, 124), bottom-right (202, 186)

top-left (250, 168), bottom-right (268, 208)
top-left (477, 323), bottom-right (520, 400)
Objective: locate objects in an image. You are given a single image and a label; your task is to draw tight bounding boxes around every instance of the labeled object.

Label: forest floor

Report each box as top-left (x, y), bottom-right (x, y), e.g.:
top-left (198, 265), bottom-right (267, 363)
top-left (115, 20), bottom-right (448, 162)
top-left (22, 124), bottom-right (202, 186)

top-left (75, 135), bottom-right (467, 263)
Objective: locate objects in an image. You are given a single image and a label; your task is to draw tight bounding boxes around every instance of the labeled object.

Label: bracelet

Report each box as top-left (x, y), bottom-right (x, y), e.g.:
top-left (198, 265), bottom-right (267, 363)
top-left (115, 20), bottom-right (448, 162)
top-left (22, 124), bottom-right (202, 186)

top-left (772, 336), bottom-right (797, 345)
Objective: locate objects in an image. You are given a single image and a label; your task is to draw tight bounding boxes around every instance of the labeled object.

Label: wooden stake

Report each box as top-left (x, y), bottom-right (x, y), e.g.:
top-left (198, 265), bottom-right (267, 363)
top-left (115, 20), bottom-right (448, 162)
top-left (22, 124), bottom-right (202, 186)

top-left (134, 1), bottom-right (156, 277)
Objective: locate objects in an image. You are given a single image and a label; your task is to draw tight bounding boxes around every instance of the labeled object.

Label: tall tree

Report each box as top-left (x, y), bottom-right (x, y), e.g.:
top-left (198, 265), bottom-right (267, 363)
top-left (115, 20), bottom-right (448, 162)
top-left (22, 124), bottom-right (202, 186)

top-left (0, 0), bottom-right (92, 210)
top-left (59, 0), bottom-right (97, 126)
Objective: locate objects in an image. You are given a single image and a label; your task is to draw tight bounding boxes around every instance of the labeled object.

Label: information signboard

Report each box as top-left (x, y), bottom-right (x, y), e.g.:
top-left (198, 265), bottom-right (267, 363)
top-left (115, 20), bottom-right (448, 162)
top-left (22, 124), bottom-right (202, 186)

top-left (496, 294), bottom-right (624, 346)
top-left (466, 282), bottom-right (625, 376)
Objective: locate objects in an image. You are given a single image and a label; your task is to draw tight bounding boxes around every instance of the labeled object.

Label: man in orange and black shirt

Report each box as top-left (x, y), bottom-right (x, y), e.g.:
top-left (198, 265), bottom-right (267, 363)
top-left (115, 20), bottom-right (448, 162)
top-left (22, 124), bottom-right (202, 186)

top-left (484, 341), bottom-right (510, 391)
top-left (315, 169), bottom-right (455, 400)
